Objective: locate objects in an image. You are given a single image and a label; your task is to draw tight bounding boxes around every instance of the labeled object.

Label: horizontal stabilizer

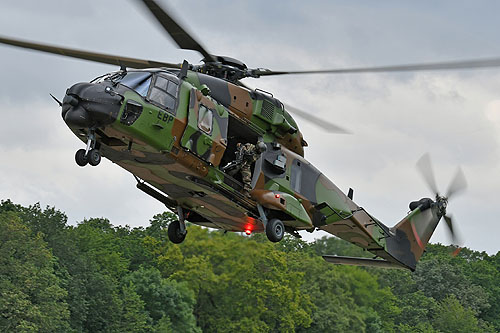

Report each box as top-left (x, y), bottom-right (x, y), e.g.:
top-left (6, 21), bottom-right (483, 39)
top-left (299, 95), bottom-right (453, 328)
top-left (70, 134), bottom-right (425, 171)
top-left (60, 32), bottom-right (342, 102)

top-left (322, 255), bottom-right (409, 270)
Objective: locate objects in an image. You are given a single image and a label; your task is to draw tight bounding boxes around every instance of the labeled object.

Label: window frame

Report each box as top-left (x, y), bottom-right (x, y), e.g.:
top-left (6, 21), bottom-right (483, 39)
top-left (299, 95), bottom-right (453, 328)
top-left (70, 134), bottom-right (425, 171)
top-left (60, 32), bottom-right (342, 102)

top-left (146, 73), bottom-right (179, 114)
top-left (197, 103), bottom-right (215, 135)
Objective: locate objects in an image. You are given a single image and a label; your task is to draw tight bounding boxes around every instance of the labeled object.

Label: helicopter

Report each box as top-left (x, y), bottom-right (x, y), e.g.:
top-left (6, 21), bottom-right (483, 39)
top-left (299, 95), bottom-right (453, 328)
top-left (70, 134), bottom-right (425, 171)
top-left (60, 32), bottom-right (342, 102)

top-left (4, 0), bottom-right (496, 271)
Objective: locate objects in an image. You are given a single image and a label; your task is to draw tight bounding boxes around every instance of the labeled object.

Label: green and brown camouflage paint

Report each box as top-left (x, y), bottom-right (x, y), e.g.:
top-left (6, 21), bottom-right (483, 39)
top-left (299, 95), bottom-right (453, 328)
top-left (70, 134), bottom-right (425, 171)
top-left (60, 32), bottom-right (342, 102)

top-left (69, 68), bottom-right (442, 270)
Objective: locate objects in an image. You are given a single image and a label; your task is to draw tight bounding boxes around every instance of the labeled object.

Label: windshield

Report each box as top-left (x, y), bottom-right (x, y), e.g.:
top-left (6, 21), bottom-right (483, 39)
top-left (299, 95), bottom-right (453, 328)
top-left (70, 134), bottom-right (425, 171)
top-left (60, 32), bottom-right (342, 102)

top-left (92, 71), bottom-right (152, 97)
top-left (116, 72), bottom-right (152, 97)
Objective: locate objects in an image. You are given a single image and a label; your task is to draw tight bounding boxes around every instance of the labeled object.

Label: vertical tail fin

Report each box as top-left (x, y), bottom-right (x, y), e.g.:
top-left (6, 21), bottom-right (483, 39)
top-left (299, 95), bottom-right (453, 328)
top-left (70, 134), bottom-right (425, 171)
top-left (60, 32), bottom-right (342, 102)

top-left (390, 199), bottom-right (441, 265)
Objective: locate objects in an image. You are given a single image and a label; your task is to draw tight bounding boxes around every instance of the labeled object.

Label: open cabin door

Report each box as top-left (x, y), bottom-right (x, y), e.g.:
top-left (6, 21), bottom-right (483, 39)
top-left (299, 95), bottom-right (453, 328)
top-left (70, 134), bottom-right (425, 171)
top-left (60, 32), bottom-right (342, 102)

top-left (181, 89), bottom-right (228, 166)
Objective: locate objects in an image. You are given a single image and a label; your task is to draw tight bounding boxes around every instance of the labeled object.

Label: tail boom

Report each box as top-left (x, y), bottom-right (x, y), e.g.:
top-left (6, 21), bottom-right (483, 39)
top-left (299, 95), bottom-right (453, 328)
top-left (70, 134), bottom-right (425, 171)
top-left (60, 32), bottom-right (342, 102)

top-left (319, 198), bottom-right (442, 271)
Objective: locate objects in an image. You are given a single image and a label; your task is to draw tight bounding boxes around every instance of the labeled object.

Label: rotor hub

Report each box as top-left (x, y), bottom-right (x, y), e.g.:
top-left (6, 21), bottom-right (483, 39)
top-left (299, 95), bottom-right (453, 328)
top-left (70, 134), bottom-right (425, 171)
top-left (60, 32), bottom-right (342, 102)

top-left (436, 195), bottom-right (448, 216)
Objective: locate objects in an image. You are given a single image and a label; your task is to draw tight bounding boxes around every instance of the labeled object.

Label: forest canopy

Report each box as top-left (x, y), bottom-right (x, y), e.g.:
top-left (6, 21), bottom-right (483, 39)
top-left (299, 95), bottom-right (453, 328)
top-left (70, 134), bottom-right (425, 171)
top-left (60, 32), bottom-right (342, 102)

top-left (0, 199), bottom-right (499, 332)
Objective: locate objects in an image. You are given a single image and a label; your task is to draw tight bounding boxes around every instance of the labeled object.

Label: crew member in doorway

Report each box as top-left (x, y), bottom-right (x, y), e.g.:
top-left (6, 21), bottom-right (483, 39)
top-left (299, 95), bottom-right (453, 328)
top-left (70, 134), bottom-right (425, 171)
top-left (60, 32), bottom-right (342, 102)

top-left (234, 141), bottom-right (267, 197)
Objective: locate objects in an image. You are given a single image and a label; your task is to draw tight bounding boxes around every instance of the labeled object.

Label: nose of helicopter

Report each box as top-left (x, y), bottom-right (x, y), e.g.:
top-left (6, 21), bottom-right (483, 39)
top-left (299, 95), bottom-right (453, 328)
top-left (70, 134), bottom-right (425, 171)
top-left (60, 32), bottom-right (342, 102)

top-left (62, 82), bottom-right (123, 129)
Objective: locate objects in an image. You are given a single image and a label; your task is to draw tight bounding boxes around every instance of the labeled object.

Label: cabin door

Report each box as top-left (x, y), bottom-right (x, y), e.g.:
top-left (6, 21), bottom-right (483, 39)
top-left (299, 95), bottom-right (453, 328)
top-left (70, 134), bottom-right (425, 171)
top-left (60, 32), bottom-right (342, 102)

top-left (181, 89), bottom-right (228, 166)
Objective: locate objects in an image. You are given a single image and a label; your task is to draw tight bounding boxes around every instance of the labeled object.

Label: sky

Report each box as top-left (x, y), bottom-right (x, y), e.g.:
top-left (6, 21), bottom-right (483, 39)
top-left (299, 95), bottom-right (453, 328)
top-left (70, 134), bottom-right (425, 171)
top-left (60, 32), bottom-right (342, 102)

top-left (1, 0), bottom-right (500, 254)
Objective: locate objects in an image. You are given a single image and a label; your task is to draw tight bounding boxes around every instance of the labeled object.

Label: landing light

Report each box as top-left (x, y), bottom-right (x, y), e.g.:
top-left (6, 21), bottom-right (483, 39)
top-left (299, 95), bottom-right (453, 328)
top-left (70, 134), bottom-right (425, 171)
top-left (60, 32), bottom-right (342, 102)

top-left (245, 229), bottom-right (252, 235)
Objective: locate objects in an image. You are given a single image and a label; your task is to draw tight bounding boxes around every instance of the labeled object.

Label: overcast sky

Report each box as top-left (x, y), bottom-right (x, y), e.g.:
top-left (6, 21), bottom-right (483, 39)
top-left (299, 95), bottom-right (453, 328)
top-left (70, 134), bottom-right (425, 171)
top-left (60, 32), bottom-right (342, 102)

top-left (1, 0), bottom-right (500, 254)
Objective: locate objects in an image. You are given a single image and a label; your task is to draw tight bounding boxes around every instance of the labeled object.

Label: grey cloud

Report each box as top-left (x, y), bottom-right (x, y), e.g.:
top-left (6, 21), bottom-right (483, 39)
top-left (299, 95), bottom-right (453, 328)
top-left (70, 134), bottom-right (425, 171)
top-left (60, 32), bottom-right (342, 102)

top-left (1, 0), bottom-right (500, 253)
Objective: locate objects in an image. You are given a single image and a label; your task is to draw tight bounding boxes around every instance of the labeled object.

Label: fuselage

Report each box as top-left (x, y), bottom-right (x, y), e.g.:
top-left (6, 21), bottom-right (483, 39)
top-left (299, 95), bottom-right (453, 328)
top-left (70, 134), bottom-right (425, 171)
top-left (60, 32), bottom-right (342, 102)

top-left (63, 68), bottom-right (316, 234)
top-left (61, 68), bottom-right (440, 270)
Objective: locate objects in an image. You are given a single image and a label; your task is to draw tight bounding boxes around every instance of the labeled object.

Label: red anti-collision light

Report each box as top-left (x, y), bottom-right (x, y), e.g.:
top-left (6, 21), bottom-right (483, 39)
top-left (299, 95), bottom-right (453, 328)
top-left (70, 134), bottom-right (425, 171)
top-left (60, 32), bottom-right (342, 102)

top-left (275, 194), bottom-right (280, 199)
top-left (245, 229), bottom-right (252, 235)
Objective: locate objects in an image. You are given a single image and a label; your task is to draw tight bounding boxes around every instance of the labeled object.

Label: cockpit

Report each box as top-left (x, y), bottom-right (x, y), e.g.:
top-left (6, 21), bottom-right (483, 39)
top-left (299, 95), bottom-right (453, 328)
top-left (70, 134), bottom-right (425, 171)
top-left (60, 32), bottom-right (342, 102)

top-left (91, 70), bottom-right (180, 113)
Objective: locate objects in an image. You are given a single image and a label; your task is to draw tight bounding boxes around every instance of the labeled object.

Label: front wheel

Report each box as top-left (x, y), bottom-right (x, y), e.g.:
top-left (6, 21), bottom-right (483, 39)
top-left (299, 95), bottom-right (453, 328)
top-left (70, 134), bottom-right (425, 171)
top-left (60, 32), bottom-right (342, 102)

top-left (266, 218), bottom-right (284, 242)
top-left (88, 149), bottom-right (101, 166)
top-left (168, 220), bottom-right (186, 244)
top-left (75, 149), bottom-right (88, 167)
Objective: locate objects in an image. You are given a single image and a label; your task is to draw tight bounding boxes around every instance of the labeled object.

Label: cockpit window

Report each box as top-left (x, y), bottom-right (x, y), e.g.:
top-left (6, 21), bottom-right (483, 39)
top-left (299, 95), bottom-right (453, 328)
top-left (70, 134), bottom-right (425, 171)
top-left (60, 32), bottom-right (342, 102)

top-left (148, 74), bottom-right (179, 112)
top-left (117, 72), bottom-right (152, 97)
top-left (91, 71), bottom-right (152, 97)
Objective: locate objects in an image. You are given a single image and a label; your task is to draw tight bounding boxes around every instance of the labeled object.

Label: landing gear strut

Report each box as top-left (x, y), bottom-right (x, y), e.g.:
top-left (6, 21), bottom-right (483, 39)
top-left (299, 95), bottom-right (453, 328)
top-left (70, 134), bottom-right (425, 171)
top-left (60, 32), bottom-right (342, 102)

top-left (168, 206), bottom-right (187, 244)
top-left (75, 129), bottom-right (101, 167)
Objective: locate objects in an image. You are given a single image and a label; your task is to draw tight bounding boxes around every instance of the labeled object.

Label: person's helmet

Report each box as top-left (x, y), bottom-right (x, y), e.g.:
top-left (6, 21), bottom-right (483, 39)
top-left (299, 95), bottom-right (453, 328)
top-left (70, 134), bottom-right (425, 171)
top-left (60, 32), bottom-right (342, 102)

top-left (256, 141), bottom-right (267, 153)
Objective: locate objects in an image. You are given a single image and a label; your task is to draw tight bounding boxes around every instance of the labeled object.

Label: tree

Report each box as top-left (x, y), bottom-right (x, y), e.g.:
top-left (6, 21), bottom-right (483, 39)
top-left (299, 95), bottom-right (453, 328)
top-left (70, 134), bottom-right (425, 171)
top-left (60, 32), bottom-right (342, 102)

top-left (3, 200), bottom-right (499, 332)
top-left (0, 211), bottom-right (70, 332)
top-left (159, 226), bottom-right (313, 332)
top-left (433, 295), bottom-right (494, 333)
top-left (111, 282), bottom-right (152, 333)
top-left (124, 267), bottom-right (200, 333)
top-left (413, 257), bottom-right (490, 315)
top-left (291, 254), bottom-right (366, 333)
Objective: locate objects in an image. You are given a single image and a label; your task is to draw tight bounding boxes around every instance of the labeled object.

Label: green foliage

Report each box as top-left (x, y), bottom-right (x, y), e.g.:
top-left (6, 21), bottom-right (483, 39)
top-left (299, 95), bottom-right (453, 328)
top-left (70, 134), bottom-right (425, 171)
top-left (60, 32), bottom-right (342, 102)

top-left (111, 283), bottom-right (152, 333)
top-left (432, 295), bottom-right (492, 333)
top-left (165, 228), bottom-right (313, 332)
top-left (312, 235), bottom-right (372, 258)
top-left (0, 210), bottom-right (70, 332)
top-left (413, 257), bottom-right (490, 315)
top-left (292, 255), bottom-right (366, 332)
top-left (2, 200), bottom-right (500, 332)
top-left (124, 267), bottom-right (199, 333)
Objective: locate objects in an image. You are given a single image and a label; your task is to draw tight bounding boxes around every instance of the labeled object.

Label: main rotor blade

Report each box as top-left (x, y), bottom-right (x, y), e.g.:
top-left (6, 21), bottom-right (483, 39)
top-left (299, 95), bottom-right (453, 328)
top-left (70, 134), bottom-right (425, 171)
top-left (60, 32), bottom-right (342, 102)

top-left (254, 57), bottom-right (500, 77)
top-left (446, 167), bottom-right (467, 199)
top-left (416, 153), bottom-right (439, 195)
top-left (138, 0), bottom-right (215, 62)
top-left (0, 35), bottom-right (181, 69)
top-left (283, 103), bottom-right (351, 133)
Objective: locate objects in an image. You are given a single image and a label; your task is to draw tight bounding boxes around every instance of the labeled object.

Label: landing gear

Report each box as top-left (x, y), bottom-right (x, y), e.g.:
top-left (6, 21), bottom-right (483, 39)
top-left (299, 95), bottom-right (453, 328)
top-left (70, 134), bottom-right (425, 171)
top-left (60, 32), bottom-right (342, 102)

top-left (168, 220), bottom-right (187, 244)
top-left (75, 130), bottom-right (101, 167)
top-left (168, 206), bottom-right (187, 244)
top-left (257, 204), bottom-right (285, 243)
top-left (266, 218), bottom-right (284, 242)
top-left (75, 149), bottom-right (88, 167)
top-left (88, 149), bottom-right (101, 166)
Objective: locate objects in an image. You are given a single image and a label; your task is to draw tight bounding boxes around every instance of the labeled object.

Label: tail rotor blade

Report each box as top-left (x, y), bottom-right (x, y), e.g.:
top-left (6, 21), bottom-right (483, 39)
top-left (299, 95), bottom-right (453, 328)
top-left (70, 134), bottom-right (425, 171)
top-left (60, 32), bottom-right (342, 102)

top-left (444, 215), bottom-right (463, 256)
top-left (416, 153), bottom-right (439, 195)
top-left (443, 214), bottom-right (463, 247)
top-left (443, 215), bottom-right (455, 239)
top-left (446, 167), bottom-right (467, 199)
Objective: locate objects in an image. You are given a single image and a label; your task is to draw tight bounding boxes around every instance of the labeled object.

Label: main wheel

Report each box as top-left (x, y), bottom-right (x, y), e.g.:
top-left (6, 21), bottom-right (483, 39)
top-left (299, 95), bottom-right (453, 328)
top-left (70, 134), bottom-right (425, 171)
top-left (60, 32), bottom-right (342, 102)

top-left (88, 149), bottom-right (101, 166)
top-left (266, 218), bottom-right (284, 242)
top-left (75, 149), bottom-right (88, 167)
top-left (168, 220), bottom-right (187, 244)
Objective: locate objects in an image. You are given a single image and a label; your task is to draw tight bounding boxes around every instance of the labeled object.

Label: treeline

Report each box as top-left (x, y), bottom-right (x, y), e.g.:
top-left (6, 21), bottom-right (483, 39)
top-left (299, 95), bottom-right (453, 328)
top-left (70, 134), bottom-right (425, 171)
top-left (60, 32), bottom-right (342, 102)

top-left (0, 200), bottom-right (499, 332)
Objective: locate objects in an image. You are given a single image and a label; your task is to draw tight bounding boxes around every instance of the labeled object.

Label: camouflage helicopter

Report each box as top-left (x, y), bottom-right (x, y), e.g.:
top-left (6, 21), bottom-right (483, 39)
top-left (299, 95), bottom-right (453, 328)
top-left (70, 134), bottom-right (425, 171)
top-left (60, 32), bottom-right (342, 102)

top-left (6, 0), bottom-right (498, 271)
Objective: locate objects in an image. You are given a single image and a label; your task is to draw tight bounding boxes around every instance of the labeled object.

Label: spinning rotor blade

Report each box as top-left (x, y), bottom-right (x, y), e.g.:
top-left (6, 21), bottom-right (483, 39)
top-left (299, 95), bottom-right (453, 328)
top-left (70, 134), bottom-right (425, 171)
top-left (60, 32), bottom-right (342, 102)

top-left (414, 155), bottom-right (466, 252)
top-left (241, 80), bottom-right (350, 134)
top-left (0, 35), bottom-right (180, 69)
top-left (443, 215), bottom-right (463, 254)
top-left (283, 103), bottom-right (351, 134)
top-left (446, 167), bottom-right (468, 199)
top-left (254, 57), bottom-right (500, 77)
top-left (444, 215), bottom-right (463, 257)
top-left (138, 0), bottom-right (215, 62)
top-left (416, 153), bottom-right (439, 195)
top-left (443, 215), bottom-right (456, 241)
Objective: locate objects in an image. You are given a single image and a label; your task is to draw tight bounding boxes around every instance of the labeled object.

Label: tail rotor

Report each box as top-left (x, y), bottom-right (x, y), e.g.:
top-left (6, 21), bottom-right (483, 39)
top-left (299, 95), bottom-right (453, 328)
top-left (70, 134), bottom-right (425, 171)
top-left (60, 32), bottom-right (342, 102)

top-left (415, 154), bottom-right (467, 251)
